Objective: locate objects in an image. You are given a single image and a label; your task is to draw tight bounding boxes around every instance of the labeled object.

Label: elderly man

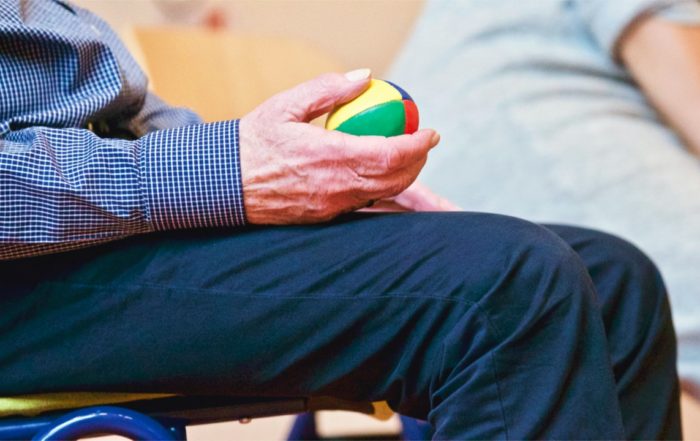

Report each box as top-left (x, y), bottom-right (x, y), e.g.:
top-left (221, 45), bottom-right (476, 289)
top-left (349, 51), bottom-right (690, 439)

top-left (0, 1), bottom-right (680, 439)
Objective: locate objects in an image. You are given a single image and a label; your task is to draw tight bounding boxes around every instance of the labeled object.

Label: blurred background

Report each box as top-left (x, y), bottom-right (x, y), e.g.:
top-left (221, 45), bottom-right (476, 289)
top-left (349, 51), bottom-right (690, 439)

top-left (74, 0), bottom-right (422, 74)
top-left (73, 0), bottom-right (423, 123)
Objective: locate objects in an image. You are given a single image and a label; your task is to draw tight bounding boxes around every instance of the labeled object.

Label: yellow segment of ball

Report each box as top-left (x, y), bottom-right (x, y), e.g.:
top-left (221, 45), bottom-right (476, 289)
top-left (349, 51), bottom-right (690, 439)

top-left (325, 79), bottom-right (403, 131)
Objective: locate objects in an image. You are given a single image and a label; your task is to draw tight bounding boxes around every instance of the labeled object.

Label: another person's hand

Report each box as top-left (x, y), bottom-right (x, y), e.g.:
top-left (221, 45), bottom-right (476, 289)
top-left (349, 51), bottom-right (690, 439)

top-left (239, 70), bottom-right (441, 224)
top-left (366, 181), bottom-right (462, 212)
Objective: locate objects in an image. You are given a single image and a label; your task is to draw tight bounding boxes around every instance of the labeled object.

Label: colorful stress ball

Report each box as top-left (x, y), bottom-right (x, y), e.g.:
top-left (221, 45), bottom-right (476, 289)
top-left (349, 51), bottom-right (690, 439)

top-left (325, 79), bottom-right (419, 137)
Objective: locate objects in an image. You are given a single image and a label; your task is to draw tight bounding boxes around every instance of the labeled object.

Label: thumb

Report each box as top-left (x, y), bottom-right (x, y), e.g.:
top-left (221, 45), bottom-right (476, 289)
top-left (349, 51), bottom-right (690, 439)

top-left (272, 69), bottom-right (372, 122)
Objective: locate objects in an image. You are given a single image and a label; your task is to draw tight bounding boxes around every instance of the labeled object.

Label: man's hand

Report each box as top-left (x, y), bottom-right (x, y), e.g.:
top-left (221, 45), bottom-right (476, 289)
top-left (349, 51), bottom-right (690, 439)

top-left (239, 70), bottom-right (441, 224)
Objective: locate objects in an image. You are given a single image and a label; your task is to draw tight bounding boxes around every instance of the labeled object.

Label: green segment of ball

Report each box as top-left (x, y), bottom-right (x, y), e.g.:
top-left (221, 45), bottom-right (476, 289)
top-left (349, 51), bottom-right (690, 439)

top-left (334, 101), bottom-right (406, 137)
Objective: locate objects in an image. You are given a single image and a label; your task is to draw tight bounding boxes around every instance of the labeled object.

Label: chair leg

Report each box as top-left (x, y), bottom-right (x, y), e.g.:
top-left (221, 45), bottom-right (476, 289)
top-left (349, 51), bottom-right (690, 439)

top-left (287, 412), bottom-right (320, 441)
top-left (166, 422), bottom-right (188, 441)
top-left (398, 415), bottom-right (433, 441)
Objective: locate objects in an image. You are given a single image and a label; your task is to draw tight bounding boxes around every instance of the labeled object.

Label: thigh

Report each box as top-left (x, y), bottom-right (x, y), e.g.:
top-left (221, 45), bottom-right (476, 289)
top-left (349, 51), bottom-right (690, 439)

top-left (0, 212), bottom-right (585, 397)
top-left (1, 213), bottom-right (632, 439)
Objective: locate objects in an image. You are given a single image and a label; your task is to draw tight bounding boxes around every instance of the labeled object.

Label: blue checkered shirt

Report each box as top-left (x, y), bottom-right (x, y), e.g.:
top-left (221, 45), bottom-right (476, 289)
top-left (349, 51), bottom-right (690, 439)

top-left (0, 0), bottom-right (247, 260)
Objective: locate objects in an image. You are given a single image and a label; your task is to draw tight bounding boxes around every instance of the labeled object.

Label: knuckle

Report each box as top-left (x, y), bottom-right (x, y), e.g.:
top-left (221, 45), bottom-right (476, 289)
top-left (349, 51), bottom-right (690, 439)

top-left (313, 73), bottom-right (338, 94)
top-left (329, 132), bottom-right (350, 153)
top-left (270, 97), bottom-right (290, 115)
top-left (316, 72), bottom-right (339, 86)
top-left (383, 144), bottom-right (405, 171)
top-left (349, 169), bottom-right (378, 196)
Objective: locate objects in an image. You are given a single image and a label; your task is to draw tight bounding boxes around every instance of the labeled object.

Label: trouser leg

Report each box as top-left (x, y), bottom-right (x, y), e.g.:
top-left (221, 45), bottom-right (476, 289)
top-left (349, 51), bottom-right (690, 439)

top-left (1, 213), bottom-right (648, 439)
top-left (403, 224), bottom-right (681, 440)
top-left (546, 225), bottom-right (680, 439)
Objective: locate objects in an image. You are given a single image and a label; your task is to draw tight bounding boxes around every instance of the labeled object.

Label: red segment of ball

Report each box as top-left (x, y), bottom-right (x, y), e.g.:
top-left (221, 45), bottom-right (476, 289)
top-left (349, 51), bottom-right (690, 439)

top-left (403, 99), bottom-right (419, 134)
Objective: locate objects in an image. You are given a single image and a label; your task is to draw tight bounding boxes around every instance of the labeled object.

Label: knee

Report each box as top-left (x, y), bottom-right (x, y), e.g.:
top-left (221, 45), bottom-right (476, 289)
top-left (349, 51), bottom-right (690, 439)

top-left (490, 216), bottom-right (599, 313)
top-left (421, 213), bottom-right (600, 318)
top-left (424, 214), bottom-right (611, 371)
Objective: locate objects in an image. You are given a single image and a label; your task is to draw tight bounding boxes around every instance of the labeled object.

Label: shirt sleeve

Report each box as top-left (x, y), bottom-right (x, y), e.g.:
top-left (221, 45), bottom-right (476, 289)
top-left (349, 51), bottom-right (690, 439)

top-left (128, 92), bottom-right (204, 136)
top-left (0, 120), bottom-right (247, 260)
top-left (575, 0), bottom-right (700, 58)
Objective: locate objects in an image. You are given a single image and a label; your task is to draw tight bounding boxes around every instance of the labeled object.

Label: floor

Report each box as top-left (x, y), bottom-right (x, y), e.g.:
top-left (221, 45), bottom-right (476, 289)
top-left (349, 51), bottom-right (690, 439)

top-left (187, 411), bottom-right (401, 440)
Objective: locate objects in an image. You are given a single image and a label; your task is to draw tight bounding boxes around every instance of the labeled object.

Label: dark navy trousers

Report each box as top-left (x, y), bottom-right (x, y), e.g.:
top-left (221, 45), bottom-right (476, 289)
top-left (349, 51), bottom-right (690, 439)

top-left (0, 212), bottom-right (680, 439)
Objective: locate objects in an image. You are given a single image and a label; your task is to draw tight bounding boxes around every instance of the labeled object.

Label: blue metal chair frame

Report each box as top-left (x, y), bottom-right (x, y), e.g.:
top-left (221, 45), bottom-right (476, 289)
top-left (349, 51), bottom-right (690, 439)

top-left (0, 395), bottom-right (309, 441)
top-left (1, 406), bottom-right (181, 441)
top-left (1, 407), bottom-right (178, 441)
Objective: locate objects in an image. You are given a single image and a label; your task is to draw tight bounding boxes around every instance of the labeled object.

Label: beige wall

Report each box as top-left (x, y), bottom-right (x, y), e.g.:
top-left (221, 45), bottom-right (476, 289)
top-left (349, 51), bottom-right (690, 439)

top-left (73, 0), bottom-right (424, 75)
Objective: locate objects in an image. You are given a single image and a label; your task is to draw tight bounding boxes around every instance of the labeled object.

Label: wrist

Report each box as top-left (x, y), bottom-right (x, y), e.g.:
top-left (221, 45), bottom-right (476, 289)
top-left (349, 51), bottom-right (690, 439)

top-left (141, 119), bottom-right (247, 230)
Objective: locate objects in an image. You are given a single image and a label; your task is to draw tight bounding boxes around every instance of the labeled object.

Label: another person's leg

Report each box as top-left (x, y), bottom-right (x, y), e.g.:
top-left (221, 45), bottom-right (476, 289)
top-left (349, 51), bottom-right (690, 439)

top-left (0, 213), bottom-right (667, 439)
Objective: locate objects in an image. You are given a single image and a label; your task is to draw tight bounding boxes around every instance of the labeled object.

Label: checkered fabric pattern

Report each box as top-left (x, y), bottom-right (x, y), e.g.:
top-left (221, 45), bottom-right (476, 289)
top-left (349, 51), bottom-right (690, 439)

top-left (0, 0), bottom-right (247, 260)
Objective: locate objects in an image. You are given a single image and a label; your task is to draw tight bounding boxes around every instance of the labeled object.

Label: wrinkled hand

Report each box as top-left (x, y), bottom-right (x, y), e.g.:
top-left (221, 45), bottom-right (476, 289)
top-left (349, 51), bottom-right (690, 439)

top-left (368, 180), bottom-right (462, 212)
top-left (239, 70), bottom-right (440, 224)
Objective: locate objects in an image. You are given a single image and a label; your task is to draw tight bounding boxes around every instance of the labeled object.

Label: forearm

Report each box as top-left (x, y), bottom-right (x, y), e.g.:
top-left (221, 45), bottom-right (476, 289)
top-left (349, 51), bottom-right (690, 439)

top-left (620, 15), bottom-right (700, 155)
top-left (0, 121), bottom-right (245, 260)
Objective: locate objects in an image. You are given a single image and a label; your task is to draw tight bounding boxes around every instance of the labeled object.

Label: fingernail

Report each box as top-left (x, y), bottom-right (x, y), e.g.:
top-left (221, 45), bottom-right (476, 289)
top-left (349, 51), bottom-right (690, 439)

top-left (430, 132), bottom-right (441, 146)
top-left (345, 68), bottom-right (371, 82)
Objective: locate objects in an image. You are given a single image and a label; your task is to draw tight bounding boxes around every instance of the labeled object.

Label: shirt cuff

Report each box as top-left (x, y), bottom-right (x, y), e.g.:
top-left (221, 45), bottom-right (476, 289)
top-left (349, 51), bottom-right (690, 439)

top-left (581, 0), bottom-right (698, 57)
top-left (140, 119), bottom-right (247, 230)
